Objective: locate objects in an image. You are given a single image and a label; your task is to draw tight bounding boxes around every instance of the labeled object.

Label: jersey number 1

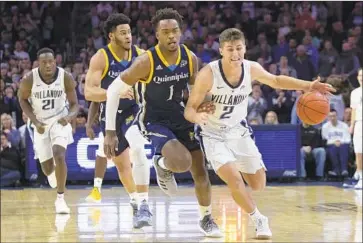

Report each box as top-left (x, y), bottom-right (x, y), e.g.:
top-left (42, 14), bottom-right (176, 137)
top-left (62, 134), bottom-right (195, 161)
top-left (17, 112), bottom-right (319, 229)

top-left (42, 99), bottom-right (55, 110)
top-left (167, 85), bottom-right (174, 101)
top-left (220, 106), bottom-right (234, 119)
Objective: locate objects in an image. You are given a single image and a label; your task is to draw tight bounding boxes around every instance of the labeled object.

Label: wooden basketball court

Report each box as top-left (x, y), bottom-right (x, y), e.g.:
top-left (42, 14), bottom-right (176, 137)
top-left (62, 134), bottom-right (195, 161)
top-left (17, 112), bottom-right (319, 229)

top-left (1, 184), bottom-right (362, 242)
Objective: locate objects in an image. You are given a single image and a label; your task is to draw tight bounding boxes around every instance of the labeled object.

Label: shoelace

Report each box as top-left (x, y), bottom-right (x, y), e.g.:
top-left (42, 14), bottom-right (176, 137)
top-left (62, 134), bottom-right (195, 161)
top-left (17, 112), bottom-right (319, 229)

top-left (139, 205), bottom-right (153, 217)
top-left (202, 216), bottom-right (218, 232)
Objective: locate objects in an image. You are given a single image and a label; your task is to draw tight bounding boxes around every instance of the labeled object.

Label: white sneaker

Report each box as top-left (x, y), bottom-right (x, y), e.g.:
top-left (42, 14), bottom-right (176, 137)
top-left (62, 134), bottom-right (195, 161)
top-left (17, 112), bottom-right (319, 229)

top-left (353, 171), bottom-right (361, 181)
top-left (253, 216), bottom-right (272, 239)
top-left (48, 171), bottom-right (57, 189)
top-left (153, 155), bottom-right (178, 196)
top-left (355, 179), bottom-right (362, 189)
top-left (55, 198), bottom-right (70, 214)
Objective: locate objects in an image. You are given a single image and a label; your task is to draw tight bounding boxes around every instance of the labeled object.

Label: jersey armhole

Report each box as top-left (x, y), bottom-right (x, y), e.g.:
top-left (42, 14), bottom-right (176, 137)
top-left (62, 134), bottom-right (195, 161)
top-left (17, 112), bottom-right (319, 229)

top-left (135, 45), bottom-right (143, 55)
top-left (100, 49), bottom-right (109, 80)
top-left (139, 50), bottom-right (154, 84)
top-left (182, 44), bottom-right (193, 77)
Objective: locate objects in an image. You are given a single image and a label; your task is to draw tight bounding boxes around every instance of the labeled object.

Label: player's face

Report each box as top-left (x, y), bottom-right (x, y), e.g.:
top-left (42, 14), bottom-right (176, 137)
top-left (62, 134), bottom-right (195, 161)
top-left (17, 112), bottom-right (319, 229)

top-left (156, 19), bottom-right (181, 52)
top-left (110, 24), bottom-right (132, 50)
top-left (220, 40), bottom-right (246, 67)
top-left (358, 69), bottom-right (362, 86)
top-left (38, 53), bottom-right (56, 77)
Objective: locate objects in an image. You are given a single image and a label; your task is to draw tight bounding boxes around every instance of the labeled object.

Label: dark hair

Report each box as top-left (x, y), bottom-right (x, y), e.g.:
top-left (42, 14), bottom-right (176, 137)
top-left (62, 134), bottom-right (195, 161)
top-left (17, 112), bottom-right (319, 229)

top-left (219, 28), bottom-right (246, 45)
top-left (37, 48), bottom-right (55, 58)
top-left (103, 13), bottom-right (131, 37)
top-left (330, 109), bottom-right (337, 113)
top-left (150, 8), bottom-right (183, 30)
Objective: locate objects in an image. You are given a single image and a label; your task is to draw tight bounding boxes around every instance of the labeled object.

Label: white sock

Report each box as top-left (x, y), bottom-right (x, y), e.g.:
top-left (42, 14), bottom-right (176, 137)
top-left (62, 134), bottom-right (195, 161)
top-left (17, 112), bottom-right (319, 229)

top-left (138, 192), bottom-right (148, 203)
top-left (94, 178), bottom-right (103, 191)
top-left (129, 192), bottom-right (138, 203)
top-left (249, 207), bottom-right (263, 221)
top-left (157, 157), bottom-right (168, 170)
top-left (199, 205), bottom-right (212, 220)
top-left (57, 193), bottom-right (64, 200)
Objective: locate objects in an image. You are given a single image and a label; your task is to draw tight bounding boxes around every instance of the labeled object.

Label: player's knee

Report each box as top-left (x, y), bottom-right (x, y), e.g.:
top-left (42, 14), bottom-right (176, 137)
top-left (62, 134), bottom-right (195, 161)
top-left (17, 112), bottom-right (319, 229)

top-left (226, 176), bottom-right (245, 191)
top-left (249, 182), bottom-right (265, 192)
top-left (52, 146), bottom-right (66, 164)
top-left (171, 152), bottom-right (192, 172)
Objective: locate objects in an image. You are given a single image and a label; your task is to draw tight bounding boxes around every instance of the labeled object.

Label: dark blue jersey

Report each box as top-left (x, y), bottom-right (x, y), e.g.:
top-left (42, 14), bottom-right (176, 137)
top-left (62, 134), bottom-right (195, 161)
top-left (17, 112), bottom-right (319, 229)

top-left (99, 44), bottom-right (142, 120)
top-left (136, 44), bottom-right (194, 130)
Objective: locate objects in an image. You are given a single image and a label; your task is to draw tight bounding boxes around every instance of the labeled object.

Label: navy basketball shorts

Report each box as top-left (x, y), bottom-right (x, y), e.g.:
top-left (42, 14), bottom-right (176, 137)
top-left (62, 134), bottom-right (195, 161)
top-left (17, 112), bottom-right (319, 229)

top-left (141, 123), bottom-right (200, 155)
top-left (100, 105), bottom-right (139, 156)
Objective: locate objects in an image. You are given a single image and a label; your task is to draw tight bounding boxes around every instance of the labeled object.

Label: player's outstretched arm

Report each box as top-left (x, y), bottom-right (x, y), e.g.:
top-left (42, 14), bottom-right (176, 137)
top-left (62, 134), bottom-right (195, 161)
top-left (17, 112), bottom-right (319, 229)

top-left (85, 50), bottom-right (107, 102)
top-left (62, 72), bottom-right (79, 122)
top-left (18, 72), bottom-right (41, 126)
top-left (184, 65), bottom-right (213, 126)
top-left (250, 61), bottom-right (336, 94)
top-left (105, 52), bottom-right (150, 132)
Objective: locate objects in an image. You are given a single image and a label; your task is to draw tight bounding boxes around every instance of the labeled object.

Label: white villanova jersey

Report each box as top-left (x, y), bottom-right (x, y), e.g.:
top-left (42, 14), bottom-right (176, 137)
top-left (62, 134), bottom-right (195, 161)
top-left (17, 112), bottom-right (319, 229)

top-left (202, 59), bottom-right (252, 136)
top-left (29, 67), bottom-right (68, 125)
top-left (351, 86), bottom-right (362, 121)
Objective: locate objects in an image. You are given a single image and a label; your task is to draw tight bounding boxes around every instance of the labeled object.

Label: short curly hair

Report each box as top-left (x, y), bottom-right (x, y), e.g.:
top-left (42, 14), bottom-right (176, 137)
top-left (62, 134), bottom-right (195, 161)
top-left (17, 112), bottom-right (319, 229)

top-left (150, 8), bottom-right (183, 30)
top-left (103, 13), bottom-right (131, 37)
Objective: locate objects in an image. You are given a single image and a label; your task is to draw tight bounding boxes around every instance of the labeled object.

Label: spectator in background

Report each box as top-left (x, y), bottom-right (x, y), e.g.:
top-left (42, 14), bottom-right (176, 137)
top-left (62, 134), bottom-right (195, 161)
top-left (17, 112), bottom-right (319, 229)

top-left (277, 56), bottom-right (297, 77)
top-left (335, 42), bottom-right (361, 88)
top-left (0, 133), bottom-right (22, 187)
top-left (326, 76), bottom-right (346, 121)
top-left (247, 84), bottom-right (268, 125)
top-left (267, 88), bottom-right (294, 123)
top-left (76, 109), bottom-right (87, 128)
top-left (290, 45), bottom-right (316, 81)
top-left (272, 34), bottom-right (289, 63)
top-left (1, 113), bottom-right (21, 148)
top-left (331, 21), bottom-right (346, 53)
top-left (322, 109), bottom-right (351, 177)
top-left (343, 107), bottom-right (352, 127)
top-left (318, 40), bottom-right (339, 78)
top-left (1, 63), bottom-right (12, 84)
top-left (92, 27), bottom-right (104, 50)
top-left (13, 40), bottom-right (30, 60)
top-left (264, 111), bottom-right (279, 125)
top-left (299, 122), bottom-right (326, 180)
top-left (2, 85), bottom-right (22, 126)
top-left (291, 90), bottom-right (304, 125)
top-left (302, 35), bottom-right (319, 70)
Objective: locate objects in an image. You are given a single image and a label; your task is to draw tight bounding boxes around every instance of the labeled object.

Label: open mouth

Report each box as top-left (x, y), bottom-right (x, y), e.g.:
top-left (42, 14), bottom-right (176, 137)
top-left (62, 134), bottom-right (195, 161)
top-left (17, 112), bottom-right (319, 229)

top-left (168, 42), bottom-right (176, 46)
top-left (230, 58), bottom-right (241, 62)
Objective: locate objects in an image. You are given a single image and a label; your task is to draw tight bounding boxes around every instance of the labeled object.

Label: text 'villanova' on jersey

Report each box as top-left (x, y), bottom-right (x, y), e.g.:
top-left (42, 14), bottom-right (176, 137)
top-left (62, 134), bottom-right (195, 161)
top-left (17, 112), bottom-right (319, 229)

top-left (99, 44), bottom-right (142, 120)
top-left (135, 44), bottom-right (194, 130)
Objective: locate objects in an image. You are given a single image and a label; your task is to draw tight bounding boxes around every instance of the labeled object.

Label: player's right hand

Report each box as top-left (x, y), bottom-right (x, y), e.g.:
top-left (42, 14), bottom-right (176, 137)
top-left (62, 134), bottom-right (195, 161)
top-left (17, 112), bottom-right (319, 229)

top-left (104, 131), bottom-right (118, 159)
top-left (195, 112), bottom-right (209, 126)
top-left (197, 101), bottom-right (216, 114)
top-left (119, 87), bottom-right (134, 100)
top-left (86, 125), bottom-right (95, 140)
top-left (34, 121), bottom-right (46, 134)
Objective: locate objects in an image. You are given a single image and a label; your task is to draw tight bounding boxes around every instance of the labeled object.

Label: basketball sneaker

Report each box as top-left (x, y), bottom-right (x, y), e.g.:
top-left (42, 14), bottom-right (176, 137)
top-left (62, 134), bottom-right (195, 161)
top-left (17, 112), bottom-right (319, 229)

top-left (252, 216), bottom-right (272, 239)
top-left (355, 179), bottom-right (362, 189)
top-left (48, 170), bottom-right (57, 189)
top-left (85, 187), bottom-right (102, 203)
top-left (199, 214), bottom-right (223, 238)
top-left (55, 198), bottom-right (70, 214)
top-left (133, 200), bottom-right (153, 229)
top-left (153, 155), bottom-right (178, 196)
top-left (130, 198), bottom-right (138, 216)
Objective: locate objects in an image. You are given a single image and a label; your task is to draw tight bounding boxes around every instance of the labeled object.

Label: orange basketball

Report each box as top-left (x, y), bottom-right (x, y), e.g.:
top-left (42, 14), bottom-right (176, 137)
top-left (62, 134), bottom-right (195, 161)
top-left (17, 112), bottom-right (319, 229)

top-left (296, 91), bottom-right (330, 125)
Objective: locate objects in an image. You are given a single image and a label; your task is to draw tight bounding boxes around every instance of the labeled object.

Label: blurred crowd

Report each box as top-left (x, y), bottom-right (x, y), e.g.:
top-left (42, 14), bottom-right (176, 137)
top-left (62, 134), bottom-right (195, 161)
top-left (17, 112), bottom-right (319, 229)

top-left (1, 1), bottom-right (362, 186)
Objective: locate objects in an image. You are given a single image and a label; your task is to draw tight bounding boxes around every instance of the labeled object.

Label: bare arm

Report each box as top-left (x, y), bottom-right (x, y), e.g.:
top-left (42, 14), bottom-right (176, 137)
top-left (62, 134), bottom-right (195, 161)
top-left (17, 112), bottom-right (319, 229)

top-left (184, 65), bottom-right (213, 124)
top-left (64, 72), bottom-right (79, 121)
top-left (105, 52), bottom-right (151, 131)
top-left (250, 61), bottom-right (336, 93)
top-left (86, 102), bottom-right (100, 127)
top-left (18, 72), bottom-right (41, 125)
top-left (85, 50), bottom-right (107, 102)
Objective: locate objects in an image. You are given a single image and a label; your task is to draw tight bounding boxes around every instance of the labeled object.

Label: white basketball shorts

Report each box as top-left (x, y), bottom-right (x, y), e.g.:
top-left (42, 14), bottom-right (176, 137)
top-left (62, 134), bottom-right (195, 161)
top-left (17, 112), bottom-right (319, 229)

top-left (198, 125), bottom-right (266, 174)
top-left (353, 120), bottom-right (362, 153)
top-left (33, 122), bottom-right (74, 162)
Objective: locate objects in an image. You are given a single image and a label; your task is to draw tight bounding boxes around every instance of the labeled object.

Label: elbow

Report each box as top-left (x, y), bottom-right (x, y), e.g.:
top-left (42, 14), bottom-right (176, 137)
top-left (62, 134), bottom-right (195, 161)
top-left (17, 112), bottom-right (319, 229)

top-left (84, 87), bottom-right (93, 101)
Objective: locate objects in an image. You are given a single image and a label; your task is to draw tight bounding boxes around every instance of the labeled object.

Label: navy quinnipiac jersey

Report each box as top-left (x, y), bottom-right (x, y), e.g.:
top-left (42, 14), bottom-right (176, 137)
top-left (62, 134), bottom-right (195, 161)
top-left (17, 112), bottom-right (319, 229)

top-left (99, 44), bottom-right (142, 120)
top-left (136, 44), bottom-right (194, 130)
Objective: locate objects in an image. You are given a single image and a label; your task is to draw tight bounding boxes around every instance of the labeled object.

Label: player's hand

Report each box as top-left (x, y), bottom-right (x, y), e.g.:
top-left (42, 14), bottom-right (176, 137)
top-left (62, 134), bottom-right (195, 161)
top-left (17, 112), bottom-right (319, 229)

top-left (58, 116), bottom-right (71, 126)
top-left (86, 125), bottom-right (95, 140)
top-left (104, 130), bottom-right (118, 159)
top-left (308, 77), bottom-right (336, 95)
top-left (119, 88), bottom-right (134, 100)
top-left (34, 121), bottom-right (46, 134)
top-left (195, 112), bottom-right (209, 126)
top-left (197, 101), bottom-right (216, 114)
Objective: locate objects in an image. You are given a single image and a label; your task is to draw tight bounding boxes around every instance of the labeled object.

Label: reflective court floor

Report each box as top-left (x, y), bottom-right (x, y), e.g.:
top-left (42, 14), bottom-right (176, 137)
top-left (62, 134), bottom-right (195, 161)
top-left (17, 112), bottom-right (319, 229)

top-left (1, 185), bottom-right (362, 242)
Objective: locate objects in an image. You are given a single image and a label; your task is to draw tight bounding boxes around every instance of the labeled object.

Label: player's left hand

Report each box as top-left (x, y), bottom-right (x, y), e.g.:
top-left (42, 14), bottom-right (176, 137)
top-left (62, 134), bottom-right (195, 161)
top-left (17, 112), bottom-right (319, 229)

top-left (58, 117), bottom-right (71, 126)
top-left (197, 101), bottom-right (215, 114)
top-left (308, 77), bottom-right (336, 95)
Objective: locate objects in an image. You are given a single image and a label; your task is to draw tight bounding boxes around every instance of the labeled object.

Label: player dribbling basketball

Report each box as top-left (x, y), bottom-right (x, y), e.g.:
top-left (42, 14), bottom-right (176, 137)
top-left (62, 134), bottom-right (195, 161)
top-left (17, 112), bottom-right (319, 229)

top-left (184, 28), bottom-right (335, 239)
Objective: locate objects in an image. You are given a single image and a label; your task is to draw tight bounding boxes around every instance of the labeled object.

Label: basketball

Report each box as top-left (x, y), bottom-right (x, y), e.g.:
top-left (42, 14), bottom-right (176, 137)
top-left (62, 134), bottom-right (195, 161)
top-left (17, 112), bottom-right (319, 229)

top-left (296, 91), bottom-right (330, 125)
